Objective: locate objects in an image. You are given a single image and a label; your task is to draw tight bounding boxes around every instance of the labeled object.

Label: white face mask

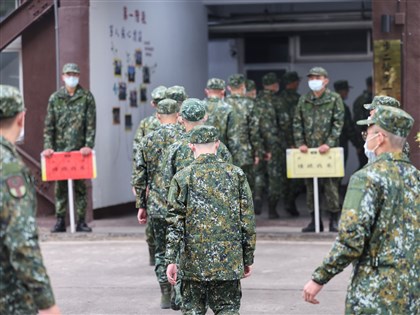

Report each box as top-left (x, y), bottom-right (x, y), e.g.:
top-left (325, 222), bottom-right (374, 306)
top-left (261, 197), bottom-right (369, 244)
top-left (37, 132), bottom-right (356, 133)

top-left (64, 76), bottom-right (79, 88)
top-left (363, 133), bottom-right (379, 163)
top-left (308, 79), bottom-right (324, 92)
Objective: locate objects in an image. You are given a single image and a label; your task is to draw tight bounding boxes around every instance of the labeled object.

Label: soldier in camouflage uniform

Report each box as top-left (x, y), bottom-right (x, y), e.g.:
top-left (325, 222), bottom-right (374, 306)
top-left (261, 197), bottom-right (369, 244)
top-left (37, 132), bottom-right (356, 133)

top-left (333, 80), bottom-right (363, 165)
top-left (1, 85), bottom-right (60, 315)
top-left (303, 105), bottom-right (419, 315)
top-left (165, 85), bottom-right (188, 112)
top-left (42, 63), bottom-right (96, 233)
top-left (293, 67), bottom-right (344, 232)
top-left (353, 76), bottom-right (373, 168)
top-left (363, 95), bottom-right (410, 158)
top-left (161, 98), bottom-right (232, 310)
top-left (132, 85), bottom-right (166, 267)
top-left (226, 74), bottom-right (261, 193)
top-left (277, 71), bottom-right (304, 217)
top-left (245, 79), bottom-right (281, 218)
top-left (165, 125), bottom-right (256, 314)
top-left (131, 99), bottom-right (183, 309)
top-left (203, 78), bottom-right (237, 153)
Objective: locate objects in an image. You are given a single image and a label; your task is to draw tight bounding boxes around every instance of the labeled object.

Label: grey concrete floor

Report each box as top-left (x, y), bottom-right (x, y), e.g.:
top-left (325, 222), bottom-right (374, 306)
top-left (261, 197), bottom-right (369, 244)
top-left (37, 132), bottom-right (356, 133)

top-left (41, 239), bottom-right (351, 315)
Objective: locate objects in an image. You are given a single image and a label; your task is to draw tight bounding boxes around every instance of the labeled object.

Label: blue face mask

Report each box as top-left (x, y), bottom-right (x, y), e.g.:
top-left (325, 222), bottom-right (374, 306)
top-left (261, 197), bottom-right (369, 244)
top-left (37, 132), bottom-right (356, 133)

top-left (363, 134), bottom-right (379, 163)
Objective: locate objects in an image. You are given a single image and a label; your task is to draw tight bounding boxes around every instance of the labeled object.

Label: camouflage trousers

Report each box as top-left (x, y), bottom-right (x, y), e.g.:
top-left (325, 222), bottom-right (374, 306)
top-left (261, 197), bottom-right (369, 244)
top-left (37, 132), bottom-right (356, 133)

top-left (149, 216), bottom-right (168, 283)
top-left (145, 219), bottom-right (155, 254)
top-left (181, 279), bottom-right (241, 315)
top-left (55, 179), bottom-right (87, 218)
top-left (0, 287), bottom-right (37, 315)
top-left (304, 177), bottom-right (340, 214)
top-left (254, 148), bottom-right (283, 202)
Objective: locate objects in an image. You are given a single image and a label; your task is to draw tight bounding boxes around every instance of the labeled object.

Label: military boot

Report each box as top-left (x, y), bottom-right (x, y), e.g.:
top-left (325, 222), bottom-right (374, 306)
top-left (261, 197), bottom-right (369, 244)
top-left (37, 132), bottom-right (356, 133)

top-left (51, 217), bottom-right (66, 233)
top-left (268, 200), bottom-right (279, 219)
top-left (159, 283), bottom-right (171, 309)
top-left (148, 245), bottom-right (155, 266)
top-left (329, 212), bottom-right (340, 232)
top-left (302, 212), bottom-right (324, 232)
top-left (76, 218), bottom-right (92, 232)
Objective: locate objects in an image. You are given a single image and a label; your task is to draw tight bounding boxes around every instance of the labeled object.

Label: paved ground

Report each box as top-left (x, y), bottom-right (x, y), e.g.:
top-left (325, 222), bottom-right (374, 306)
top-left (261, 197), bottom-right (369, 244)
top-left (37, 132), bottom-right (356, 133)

top-left (41, 239), bottom-right (351, 315)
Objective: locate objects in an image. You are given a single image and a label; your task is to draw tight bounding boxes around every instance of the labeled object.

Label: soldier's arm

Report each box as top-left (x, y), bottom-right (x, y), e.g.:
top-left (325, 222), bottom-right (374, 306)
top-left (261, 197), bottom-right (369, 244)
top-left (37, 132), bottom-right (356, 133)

top-left (226, 110), bottom-right (239, 156)
top-left (84, 91), bottom-right (96, 148)
top-left (165, 175), bottom-right (187, 265)
top-left (248, 102), bottom-right (263, 159)
top-left (311, 172), bottom-right (377, 284)
top-left (3, 182), bottom-right (56, 310)
top-left (43, 95), bottom-right (56, 150)
top-left (238, 170), bottom-right (256, 267)
top-left (161, 144), bottom-right (178, 196)
top-left (292, 98), bottom-right (305, 147)
top-left (325, 97), bottom-right (345, 148)
top-left (131, 138), bottom-right (148, 209)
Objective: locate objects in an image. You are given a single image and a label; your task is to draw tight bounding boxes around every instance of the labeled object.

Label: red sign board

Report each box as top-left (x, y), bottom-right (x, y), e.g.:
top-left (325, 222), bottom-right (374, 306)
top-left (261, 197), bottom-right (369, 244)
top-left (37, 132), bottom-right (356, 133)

top-left (41, 151), bottom-right (97, 181)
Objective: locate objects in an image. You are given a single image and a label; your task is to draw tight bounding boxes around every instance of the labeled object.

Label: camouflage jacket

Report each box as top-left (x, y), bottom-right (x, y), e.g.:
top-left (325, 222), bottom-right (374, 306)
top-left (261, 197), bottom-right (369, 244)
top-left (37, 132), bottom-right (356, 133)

top-left (225, 94), bottom-right (261, 166)
top-left (134, 114), bottom-right (160, 138)
top-left (251, 96), bottom-right (278, 152)
top-left (0, 136), bottom-right (55, 313)
top-left (312, 152), bottom-right (420, 314)
top-left (165, 154), bottom-right (256, 281)
top-left (203, 97), bottom-right (237, 153)
top-left (161, 128), bottom-right (233, 194)
top-left (43, 85), bottom-right (96, 151)
top-left (131, 123), bottom-right (183, 217)
top-left (277, 89), bottom-right (300, 148)
top-left (293, 89), bottom-right (344, 148)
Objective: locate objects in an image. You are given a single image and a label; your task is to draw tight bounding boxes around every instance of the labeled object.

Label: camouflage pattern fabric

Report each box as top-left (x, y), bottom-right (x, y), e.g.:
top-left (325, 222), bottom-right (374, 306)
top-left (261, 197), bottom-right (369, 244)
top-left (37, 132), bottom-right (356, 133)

top-left (162, 128), bottom-right (232, 194)
top-left (293, 88), bottom-right (344, 214)
top-left (225, 95), bottom-right (261, 167)
top-left (165, 154), bottom-right (256, 281)
top-left (305, 177), bottom-right (341, 214)
top-left (0, 136), bottom-right (55, 314)
top-left (312, 152), bottom-right (419, 314)
top-left (352, 89), bottom-right (372, 168)
top-left (43, 85), bottom-right (96, 151)
top-left (181, 279), bottom-right (242, 314)
top-left (0, 85), bottom-right (24, 118)
top-left (54, 179), bottom-right (87, 218)
top-left (203, 96), bottom-right (237, 153)
top-left (134, 115), bottom-right (160, 139)
top-left (132, 123), bottom-right (183, 284)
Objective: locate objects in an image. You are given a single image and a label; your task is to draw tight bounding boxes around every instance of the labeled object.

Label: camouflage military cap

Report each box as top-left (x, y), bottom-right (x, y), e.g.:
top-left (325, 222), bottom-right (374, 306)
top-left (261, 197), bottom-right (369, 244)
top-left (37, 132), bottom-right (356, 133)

top-left (165, 86), bottom-right (188, 102)
top-left (62, 63), bottom-right (80, 74)
top-left (228, 74), bottom-right (245, 87)
top-left (282, 71), bottom-right (300, 84)
top-left (157, 98), bottom-right (178, 114)
top-left (206, 78), bottom-right (225, 90)
top-left (151, 86), bottom-right (167, 102)
top-left (190, 125), bottom-right (219, 144)
top-left (181, 98), bottom-right (206, 122)
top-left (333, 80), bottom-right (352, 91)
top-left (363, 95), bottom-right (400, 110)
top-left (357, 105), bottom-right (414, 138)
top-left (262, 72), bottom-right (278, 86)
top-left (245, 79), bottom-right (256, 91)
top-left (0, 85), bottom-right (24, 119)
top-left (307, 67), bottom-right (328, 77)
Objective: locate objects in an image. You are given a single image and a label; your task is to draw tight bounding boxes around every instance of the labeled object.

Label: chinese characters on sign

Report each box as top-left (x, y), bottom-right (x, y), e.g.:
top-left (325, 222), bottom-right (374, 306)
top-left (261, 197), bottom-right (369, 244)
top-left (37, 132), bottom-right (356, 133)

top-left (374, 39), bottom-right (401, 101)
top-left (286, 148), bottom-right (344, 178)
top-left (41, 151), bottom-right (97, 181)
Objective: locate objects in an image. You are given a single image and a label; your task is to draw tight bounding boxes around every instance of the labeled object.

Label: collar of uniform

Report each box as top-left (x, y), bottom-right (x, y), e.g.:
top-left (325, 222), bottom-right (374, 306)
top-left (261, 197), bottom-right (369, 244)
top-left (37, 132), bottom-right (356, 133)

top-left (0, 135), bottom-right (18, 156)
top-left (57, 85), bottom-right (82, 99)
top-left (307, 88), bottom-right (335, 105)
top-left (375, 151), bottom-right (410, 163)
top-left (207, 96), bottom-right (221, 101)
top-left (193, 153), bottom-right (219, 164)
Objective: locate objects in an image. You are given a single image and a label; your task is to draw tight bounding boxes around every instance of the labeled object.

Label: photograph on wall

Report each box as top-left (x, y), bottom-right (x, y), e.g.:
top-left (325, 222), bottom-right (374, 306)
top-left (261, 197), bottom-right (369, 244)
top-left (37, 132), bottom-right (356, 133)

top-left (143, 66), bottom-right (150, 84)
top-left (112, 107), bottom-right (120, 125)
top-left (118, 82), bottom-right (127, 100)
top-left (129, 90), bottom-right (138, 107)
top-left (114, 58), bottom-right (122, 76)
top-left (125, 114), bottom-right (133, 131)
top-left (135, 49), bottom-right (142, 67)
top-left (140, 84), bottom-right (147, 102)
top-left (128, 65), bottom-right (136, 82)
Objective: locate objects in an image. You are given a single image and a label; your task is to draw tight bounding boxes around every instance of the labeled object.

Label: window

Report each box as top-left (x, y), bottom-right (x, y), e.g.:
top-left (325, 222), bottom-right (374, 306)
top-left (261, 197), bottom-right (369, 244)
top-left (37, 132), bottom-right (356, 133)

top-left (0, 51), bottom-right (20, 88)
top-left (0, 0), bottom-right (18, 22)
top-left (245, 36), bottom-right (289, 63)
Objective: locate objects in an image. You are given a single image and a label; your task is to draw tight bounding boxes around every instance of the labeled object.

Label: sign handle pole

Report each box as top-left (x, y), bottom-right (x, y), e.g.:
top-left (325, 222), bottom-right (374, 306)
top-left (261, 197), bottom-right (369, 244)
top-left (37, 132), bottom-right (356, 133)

top-left (313, 177), bottom-right (320, 233)
top-left (68, 179), bottom-right (76, 233)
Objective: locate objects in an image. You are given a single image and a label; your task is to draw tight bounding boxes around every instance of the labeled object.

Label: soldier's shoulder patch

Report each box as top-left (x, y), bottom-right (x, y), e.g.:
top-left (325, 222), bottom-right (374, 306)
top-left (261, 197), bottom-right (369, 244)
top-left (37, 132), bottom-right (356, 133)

top-left (6, 175), bottom-right (27, 198)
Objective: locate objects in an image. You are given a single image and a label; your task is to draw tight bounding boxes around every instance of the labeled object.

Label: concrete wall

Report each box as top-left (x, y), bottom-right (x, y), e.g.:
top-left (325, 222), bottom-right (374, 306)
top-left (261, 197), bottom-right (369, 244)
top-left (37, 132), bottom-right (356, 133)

top-left (89, 1), bottom-right (208, 209)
